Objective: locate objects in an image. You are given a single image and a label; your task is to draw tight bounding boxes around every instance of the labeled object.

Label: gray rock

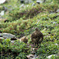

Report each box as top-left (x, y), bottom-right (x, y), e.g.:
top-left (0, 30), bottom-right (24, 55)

top-left (32, 3), bottom-right (36, 6)
top-left (47, 54), bottom-right (56, 59)
top-left (57, 14), bottom-right (59, 16)
top-left (56, 9), bottom-right (59, 13)
top-left (0, 10), bottom-right (4, 16)
top-left (0, 34), bottom-right (2, 37)
top-left (0, 37), bottom-right (4, 39)
top-left (0, 33), bottom-right (16, 39)
top-left (20, 0), bottom-right (33, 4)
top-left (0, 0), bottom-right (6, 4)
top-left (27, 54), bottom-right (38, 59)
top-left (20, 4), bottom-right (25, 8)
top-left (25, 0), bottom-right (33, 4)
top-left (11, 40), bottom-right (15, 43)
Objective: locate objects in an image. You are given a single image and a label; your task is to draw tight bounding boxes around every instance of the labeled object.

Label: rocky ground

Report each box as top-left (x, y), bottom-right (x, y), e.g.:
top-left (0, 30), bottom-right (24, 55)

top-left (0, 0), bottom-right (59, 59)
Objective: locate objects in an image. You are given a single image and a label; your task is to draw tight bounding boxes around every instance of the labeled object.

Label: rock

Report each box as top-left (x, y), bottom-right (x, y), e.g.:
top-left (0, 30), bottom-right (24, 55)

top-left (0, 0), bottom-right (7, 4)
top-left (56, 9), bottom-right (59, 13)
top-left (57, 14), bottom-right (59, 16)
top-left (27, 54), bottom-right (38, 59)
top-left (47, 54), bottom-right (56, 59)
top-left (27, 54), bottom-right (35, 59)
top-left (0, 11), bottom-right (4, 16)
top-left (0, 34), bottom-right (2, 37)
top-left (20, 4), bottom-right (25, 8)
top-left (11, 40), bottom-right (15, 43)
top-left (26, 5), bottom-right (29, 7)
top-left (0, 33), bottom-right (17, 40)
top-left (25, 0), bottom-right (32, 4)
top-left (36, 0), bottom-right (43, 4)
top-left (32, 3), bottom-right (36, 6)
top-left (55, 43), bottom-right (58, 46)
top-left (20, 0), bottom-right (33, 4)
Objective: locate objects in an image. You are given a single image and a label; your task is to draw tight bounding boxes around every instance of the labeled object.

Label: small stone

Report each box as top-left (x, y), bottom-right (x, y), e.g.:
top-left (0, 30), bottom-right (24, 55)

top-left (11, 40), bottom-right (15, 43)
top-left (20, 4), bottom-right (25, 8)
top-left (0, 11), bottom-right (4, 16)
top-left (47, 54), bottom-right (56, 59)
top-left (25, 0), bottom-right (33, 4)
top-left (32, 3), bottom-right (36, 6)
top-left (27, 54), bottom-right (38, 59)
top-left (27, 54), bottom-right (34, 59)
top-left (55, 43), bottom-right (58, 46)
top-left (56, 9), bottom-right (59, 13)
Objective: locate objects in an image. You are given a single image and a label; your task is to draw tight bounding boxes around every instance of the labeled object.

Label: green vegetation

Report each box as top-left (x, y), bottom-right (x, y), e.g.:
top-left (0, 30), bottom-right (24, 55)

top-left (0, 0), bottom-right (59, 59)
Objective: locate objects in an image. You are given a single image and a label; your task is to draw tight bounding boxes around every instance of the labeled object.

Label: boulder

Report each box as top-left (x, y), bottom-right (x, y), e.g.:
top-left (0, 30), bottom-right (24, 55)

top-left (0, 33), bottom-right (17, 40)
top-left (20, 0), bottom-right (33, 4)
top-left (56, 9), bottom-right (59, 13)
top-left (27, 54), bottom-right (35, 59)
top-left (0, 0), bottom-right (7, 4)
top-left (11, 40), bottom-right (15, 43)
top-left (0, 11), bottom-right (4, 16)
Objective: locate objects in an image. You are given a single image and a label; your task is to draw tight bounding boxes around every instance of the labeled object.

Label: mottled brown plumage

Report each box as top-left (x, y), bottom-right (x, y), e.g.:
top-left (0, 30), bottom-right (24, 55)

top-left (31, 28), bottom-right (43, 45)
